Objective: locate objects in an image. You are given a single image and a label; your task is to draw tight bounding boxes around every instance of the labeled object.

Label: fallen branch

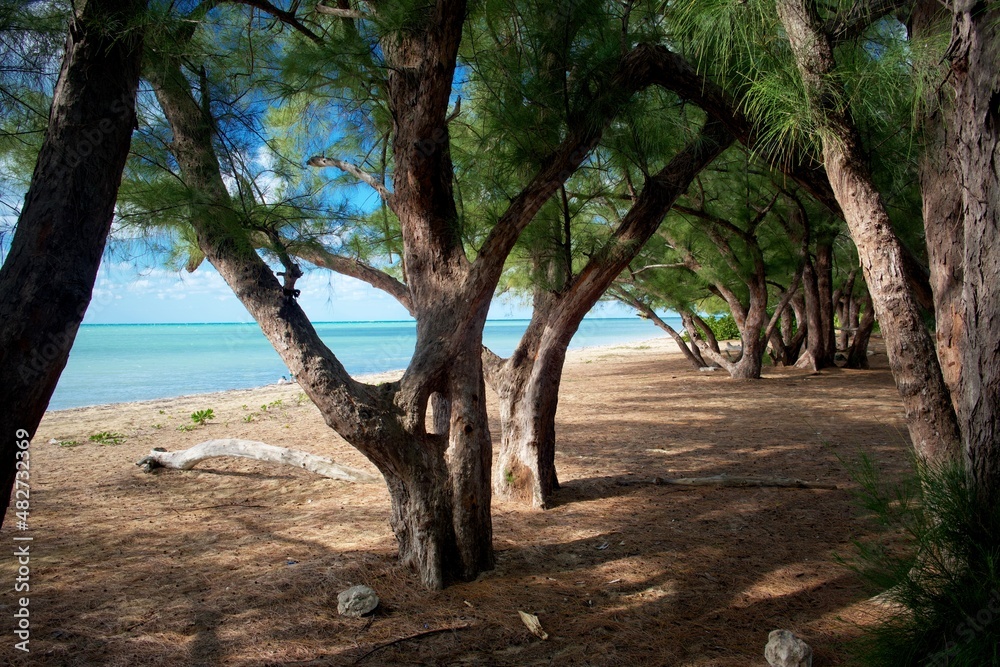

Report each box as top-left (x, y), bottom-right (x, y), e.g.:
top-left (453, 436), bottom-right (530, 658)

top-left (136, 439), bottom-right (380, 483)
top-left (653, 474), bottom-right (838, 490)
top-left (353, 624), bottom-right (473, 664)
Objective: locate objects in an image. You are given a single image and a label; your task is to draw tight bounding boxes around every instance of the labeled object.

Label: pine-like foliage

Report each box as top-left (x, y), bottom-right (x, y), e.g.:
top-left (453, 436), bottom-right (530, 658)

top-left (845, 455), bottom-right (1000, 666)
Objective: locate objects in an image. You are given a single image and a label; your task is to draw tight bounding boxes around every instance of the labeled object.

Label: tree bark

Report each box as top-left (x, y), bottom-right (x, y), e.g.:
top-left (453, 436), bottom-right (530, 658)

top-left (777, 0), bottom-right (961, 465)
top-left (948, 2), bottom-right (1000, 502)
top-left (0, 0), bottom-right (146, 525)
top-left (912, 1), bottom-right (966, 407)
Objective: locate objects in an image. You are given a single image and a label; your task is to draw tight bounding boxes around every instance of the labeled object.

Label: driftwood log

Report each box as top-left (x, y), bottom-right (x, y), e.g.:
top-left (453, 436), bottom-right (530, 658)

top-left (136, 439), bottom-right (379, 483)
top-left (653, 474), bottom-right (838, 490)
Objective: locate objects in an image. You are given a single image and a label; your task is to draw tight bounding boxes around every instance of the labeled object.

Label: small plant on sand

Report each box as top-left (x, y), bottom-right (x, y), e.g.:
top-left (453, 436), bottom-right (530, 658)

top-left (176, 424), bottom-right (196, 432)
top-left (242, 413), bottom-right (256, 423)
top-left (190, 409), bottom-right (215, 425)
top-left (89, 431), bottom-right (125, 446)
top-left (56, 439), bottom-right (82, 448)
top-left (844, 454), bottom-right (1000, 666)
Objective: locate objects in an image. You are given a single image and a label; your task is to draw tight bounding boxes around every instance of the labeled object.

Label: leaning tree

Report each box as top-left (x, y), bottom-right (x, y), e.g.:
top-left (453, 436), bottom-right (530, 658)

top-left (0, 0), bottom-right (147, 525)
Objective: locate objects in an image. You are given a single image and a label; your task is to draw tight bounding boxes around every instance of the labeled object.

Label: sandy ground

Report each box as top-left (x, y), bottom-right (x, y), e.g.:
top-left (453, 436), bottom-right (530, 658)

top-left (0, 336), bottom-right (911, 666)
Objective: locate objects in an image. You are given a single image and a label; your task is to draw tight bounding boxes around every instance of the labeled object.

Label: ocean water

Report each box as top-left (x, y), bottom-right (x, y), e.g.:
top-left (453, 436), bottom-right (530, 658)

top-left (48, 317), bottom-right (677, 410)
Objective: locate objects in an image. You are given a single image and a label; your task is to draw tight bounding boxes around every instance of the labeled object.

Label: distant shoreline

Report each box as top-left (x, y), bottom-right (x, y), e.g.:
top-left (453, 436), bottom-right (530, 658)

top-left (45, 336), bottom-right (679, 415)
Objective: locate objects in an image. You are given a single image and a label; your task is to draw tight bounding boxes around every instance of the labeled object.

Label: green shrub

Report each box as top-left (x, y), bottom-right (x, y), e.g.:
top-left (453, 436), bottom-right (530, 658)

top-left (190, 408), bottom-right (215, 425)
top-left (681, 313), bottom-right (741, 342)
top-left (88, 431), bottom-right (125, 446)
top-left (844, 454), bottom-right (1000, 666)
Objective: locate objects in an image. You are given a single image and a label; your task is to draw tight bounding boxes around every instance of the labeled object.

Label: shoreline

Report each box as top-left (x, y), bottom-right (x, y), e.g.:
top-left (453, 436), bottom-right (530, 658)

top-left (43, 335), bottom-right (680, 416)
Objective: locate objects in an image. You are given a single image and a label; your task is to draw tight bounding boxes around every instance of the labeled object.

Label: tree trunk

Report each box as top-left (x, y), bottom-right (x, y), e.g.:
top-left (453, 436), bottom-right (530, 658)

top-left (846, 287), bottom-right (875, 369)
top-left (491, 321), bottom-right (563, 508)
top-left (815, 240), bottom-right (837, 365)
top-left (912, 1), bottom-right (966, 407)
top-left (777, 0), bottom-right (961, 465)
top-left (0, 0), bottom-right (146, 524)
top-left (795, 253), bottom-right (825, 370)
top-left (948, 2), bottom-right (1000, 502)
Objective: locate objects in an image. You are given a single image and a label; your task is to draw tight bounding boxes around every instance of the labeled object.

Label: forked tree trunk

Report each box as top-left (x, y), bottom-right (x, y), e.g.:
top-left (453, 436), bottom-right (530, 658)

top-left (487, 121), bottom-right (731, 508)
top-left (777, 0), bottom-right (961, 465)
top-left (0, 0), bottom-right (146, 524)
top-left (148, 49), bottom-right (495, 588)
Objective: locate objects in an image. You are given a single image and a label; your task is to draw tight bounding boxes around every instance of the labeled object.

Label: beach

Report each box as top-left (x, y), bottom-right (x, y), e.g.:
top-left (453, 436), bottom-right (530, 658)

top-left (3, 337), bottom-right (911, 666)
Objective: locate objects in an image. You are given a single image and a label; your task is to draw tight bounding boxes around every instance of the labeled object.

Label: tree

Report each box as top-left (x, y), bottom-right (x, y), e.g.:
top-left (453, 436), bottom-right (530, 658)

top-left (0, 0), bottom-right (147, 524)
top-left (773, 0), bottom-right (961, 465)
top-left (937, 2), bottom-right (1000, 502)
top-left (139, 0), bottom-right (658, 587)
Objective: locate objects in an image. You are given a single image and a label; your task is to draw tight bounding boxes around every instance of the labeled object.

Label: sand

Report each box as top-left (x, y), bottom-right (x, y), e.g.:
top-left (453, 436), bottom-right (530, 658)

top-left (1, 336), bottom-right (911, 666)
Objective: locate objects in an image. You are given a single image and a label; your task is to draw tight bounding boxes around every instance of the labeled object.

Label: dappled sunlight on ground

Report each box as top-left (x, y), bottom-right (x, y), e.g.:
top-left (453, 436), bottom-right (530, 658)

top-left (1, 338), bottom-right (911, 665)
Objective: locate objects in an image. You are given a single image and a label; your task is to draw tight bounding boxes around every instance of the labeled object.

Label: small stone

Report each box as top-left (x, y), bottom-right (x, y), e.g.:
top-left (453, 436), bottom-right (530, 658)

top-left (337, 585), bottom-right (379, 617)
top-left (765, 629), bottom-right (812, 667)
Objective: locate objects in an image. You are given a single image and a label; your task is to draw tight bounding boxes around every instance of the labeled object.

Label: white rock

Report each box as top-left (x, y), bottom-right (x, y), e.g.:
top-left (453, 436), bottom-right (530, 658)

top-left (765, 629), bottom-right (812, 667)
top-left (337, 585), bottom-right (379, 617)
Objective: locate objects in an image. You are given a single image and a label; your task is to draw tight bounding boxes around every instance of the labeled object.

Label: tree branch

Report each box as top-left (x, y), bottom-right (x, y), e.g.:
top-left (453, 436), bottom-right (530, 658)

top-left (289, 243), bottom-right (414, 315)
top-left (315, 3), bottom-right (368, 19)
top-left (308, 156), bottom-right (393, 201)
top-left (824, 0), bottom-right (911, 43)
top-left (224, 0), bottom-right (324, 43)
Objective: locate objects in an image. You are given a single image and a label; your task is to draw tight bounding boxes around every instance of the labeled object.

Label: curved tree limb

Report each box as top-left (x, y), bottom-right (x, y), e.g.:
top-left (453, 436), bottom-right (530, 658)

top-left (307, 156), bottom-right (393, 201)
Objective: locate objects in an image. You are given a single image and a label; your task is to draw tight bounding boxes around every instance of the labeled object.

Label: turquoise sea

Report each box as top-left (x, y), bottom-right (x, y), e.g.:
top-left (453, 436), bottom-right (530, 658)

top-left (48, 317), bottom-right (676, 410)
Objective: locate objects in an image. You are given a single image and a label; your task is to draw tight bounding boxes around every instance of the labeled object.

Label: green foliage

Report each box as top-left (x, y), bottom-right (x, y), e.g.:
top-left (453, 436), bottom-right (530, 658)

top-left (55, 439), bottom-right (82, 448)
top-left (190, 409), bottom-right (215, 425)
top-left (700, 314), bottom-right (741, 340)
top-left (844, 455), bottom-right (1000, 667)
top-left (89, 431), bottom-right (125, 446)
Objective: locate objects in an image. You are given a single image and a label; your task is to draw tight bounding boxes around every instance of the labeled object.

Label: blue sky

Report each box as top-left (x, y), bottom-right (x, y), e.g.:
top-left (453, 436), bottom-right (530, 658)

top-left (83, 259), bottom-right (635, 324)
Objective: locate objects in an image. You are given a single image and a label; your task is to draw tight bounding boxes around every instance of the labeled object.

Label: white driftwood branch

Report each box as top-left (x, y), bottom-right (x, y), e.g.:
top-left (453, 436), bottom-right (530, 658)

top-left (307, 156), bottom-right (392, 200)
top-left (654, 474), bottom-right (838, 490)
top-left (137, 439), bottom-right (379, 483)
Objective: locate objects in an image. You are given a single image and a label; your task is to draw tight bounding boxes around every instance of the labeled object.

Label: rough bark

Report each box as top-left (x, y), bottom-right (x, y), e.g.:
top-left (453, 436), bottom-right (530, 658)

top-left (948, 2), bottom-right (1000, 501)
top-left (913, 0), bottom-right (966, 405)
top-left (0, 0), bottom-right (146, 524)
top-left (489, 121), bottom-right (732, 507)
top-left (846, 287), bottom-right (875, 369)
top-left (777, 0), bottom-right (961, 465)
top-left (136, 439), bottom-right (380, 482)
